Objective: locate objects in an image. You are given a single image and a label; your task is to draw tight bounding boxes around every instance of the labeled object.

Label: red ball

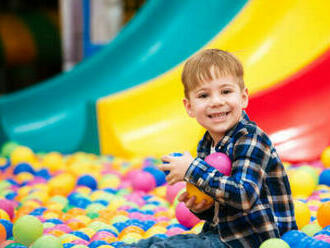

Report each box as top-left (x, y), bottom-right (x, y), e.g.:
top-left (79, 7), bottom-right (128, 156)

top-left (205, 152), bottom-right (232, 176)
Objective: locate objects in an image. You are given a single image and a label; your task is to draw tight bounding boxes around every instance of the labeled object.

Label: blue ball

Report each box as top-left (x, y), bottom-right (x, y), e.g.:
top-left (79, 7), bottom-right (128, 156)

top-left (143, 166), bottom-right (166, 186)
top-left (163, 152), bottom-right (182, 175)
top-left (0, 158), bottom-right (11, 171)
top-left (71, 231), bottom-right (90, 241)
top-left (13, 162), bottom-right (35, 175)
top-left (281, 230), bottom-right (307, 247)
top-left (319, 169), bottom-right (330, 186)
top-left (35, 168), bottom-right (51, 180)
top-left (89, 240), bottom-right (109, 248)
top-left (0, 219), bottom-right (13, 239)
top-left (77, 174), bottom-right (98, 190)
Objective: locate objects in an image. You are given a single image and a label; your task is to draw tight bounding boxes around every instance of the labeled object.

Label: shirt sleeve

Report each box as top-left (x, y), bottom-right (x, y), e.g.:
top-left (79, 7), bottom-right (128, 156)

top-left (184, 131), bottom-right (271, 212)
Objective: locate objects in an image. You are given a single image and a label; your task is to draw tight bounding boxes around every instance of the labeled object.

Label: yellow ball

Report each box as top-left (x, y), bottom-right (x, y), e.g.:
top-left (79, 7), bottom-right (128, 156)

top-left (186, 183), bottom-right (214, 205)
top-left (10, 146), bottom-right (36, 165)
top-left (42, 152), bottom-right (65, 172)
top-left (321, 146), bottom-right (330, 168)
top-left (48, 173), bottom-right (75, 196)
top-left (0, 209), bottom-right (10, 220)
top-left (288, 170), bottom-right (316, 198)
top-left (294, 200), bottom-right (311, 229)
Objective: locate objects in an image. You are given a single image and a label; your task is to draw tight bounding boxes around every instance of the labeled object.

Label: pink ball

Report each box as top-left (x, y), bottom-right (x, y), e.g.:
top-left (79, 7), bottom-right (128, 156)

top-left (131, 171), bottom-right (156, 192)
top-left (166, 227), bottom-right (185, 236)
top-left (175, 202), bottom-right (200, 228)
top-left (205, 152), bottom-right (232, 176)
top-left (0, 199), bottom-right (15, 219)
top-left (166, 182), bottom-right (186, 204)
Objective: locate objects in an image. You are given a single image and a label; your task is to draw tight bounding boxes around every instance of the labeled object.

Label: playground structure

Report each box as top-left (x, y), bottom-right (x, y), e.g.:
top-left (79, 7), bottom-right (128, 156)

top-left (0, 0), bottom-right (329, 163)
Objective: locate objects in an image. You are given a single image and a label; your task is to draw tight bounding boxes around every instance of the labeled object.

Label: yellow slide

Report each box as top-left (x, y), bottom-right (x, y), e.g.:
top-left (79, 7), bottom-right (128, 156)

top-left (97, 0), bottom-right (330, 158)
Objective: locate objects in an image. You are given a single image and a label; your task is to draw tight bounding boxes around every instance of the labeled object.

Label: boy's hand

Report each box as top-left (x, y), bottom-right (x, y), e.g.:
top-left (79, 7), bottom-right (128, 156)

top-left (160, 151), bottom-right (194, 185)
top-left (178, 191), bottom-right (213, 213)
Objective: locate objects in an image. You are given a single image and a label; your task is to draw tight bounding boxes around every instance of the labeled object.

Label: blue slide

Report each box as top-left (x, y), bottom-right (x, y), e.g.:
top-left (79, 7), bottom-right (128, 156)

top-left (0, 0), bottom-right (247, 154)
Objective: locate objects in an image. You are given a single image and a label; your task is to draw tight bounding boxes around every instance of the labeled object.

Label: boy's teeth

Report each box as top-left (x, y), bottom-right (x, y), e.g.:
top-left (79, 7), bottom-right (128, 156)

top-left (210, 112), bottom-right (227, 118)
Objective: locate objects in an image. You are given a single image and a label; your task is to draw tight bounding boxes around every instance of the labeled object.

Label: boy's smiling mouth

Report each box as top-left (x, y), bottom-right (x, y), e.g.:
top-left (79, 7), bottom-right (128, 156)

top-left (208, 111), bottom-right (229, 119)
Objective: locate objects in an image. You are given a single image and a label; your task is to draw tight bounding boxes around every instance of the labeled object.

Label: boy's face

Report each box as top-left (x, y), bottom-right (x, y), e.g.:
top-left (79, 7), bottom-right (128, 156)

top-left (183, 73), bottom-right (248, 145)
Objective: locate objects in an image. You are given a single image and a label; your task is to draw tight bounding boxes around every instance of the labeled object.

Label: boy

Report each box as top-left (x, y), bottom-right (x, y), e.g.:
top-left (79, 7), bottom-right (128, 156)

top-left (122, 49), bottom-right (297, 247)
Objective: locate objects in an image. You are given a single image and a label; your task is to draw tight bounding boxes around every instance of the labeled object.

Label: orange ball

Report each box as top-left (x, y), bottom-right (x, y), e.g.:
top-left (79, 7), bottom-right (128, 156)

top-left (0, 224), bottom-right (6, 244)
top-left (317, 201), bottom-right (330, 228)
top-left (186, 183), bottom-right (214, 205)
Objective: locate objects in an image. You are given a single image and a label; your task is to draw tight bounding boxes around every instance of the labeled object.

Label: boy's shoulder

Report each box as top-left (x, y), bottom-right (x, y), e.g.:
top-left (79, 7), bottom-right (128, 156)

top-left (231, 112), bottom-right (272, 147)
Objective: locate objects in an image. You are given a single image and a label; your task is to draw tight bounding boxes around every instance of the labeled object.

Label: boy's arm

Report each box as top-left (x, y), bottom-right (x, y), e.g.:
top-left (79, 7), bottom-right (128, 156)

top-left (184, 132), bottom-right (271, 212)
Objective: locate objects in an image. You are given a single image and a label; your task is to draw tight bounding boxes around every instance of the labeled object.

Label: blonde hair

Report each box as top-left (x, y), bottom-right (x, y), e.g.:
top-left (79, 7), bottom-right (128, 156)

top-left (181, 49), bottom-right (244, 98)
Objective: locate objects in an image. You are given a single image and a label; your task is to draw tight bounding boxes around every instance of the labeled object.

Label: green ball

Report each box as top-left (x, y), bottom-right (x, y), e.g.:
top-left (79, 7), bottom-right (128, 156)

top-left (301, 222), bottom-right (322, 237)
top-left (31, 235), bottom-right (62, 248)
top-left (1, 141), bottom-right (19, 157)
top-left (13, 215), bottom-right (43, 246)
top-left (260, 238), bottom-right (290, 248)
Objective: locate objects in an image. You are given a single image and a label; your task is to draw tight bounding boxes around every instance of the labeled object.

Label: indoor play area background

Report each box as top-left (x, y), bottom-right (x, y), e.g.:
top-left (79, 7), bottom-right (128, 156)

top-left (0, 0), bottom-right (330, 247)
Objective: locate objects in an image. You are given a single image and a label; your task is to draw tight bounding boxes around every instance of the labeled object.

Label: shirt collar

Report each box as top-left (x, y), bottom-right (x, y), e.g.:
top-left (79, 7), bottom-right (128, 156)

top-left (197, 111), bottom-right (250, 155)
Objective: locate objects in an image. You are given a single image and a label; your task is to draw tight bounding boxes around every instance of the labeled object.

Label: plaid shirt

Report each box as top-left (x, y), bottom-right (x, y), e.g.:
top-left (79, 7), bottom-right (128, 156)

top-left (184, 111), bottom-right (297, 248)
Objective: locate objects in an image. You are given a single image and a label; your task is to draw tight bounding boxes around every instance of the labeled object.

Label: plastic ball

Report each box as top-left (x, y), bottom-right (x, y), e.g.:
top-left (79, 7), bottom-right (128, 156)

top-left (31, 235), bottom-right (62, 248)
top-left (0, 209), bottom-right (10, 220)
top-left (42, 152), bottom-right (65, 172)
top-left (321, 146), bottom-right (330, 168)
top-left (143, 166), bottom-right (166, 186)
top-left (77, 174), bottom-right (98, 191)
top-left (288, 169), bottom-right (316, 198)
top-left (294, 200), bottom-right (311, 229)
top-left (298, 165), bottom-right (319, 185)
top-left (48, 173), bottom-right (75, 196)
top-left (13, 215), bottom-right (43, 246)
top-left (131, 171), bottom-right (156, 192)
top-left (319, 169), bottom-right (330, 187)
top-left (301, 222), bottom-right (322, 236)
top-left (166, 182), bottom-right (186, 204)
top-left (13, 163), bottom-right (35, 175)
top-left (316, 201), bottom-right (330, 228)
top-left (186, 183), bottom-right (213, 205)
top-left (1, 141), bottom-right (19, 157)
top-left (0, 199), bottom-right (15, 219)
top-left (0, 223), bottom-right (6, 243)
top-left (205, 152), bottom-right (232, 176)
top-left (259, 238), bottom-right (290, 248)
top-left (10, 146), bottom-right (36, 165)
top-left (175, 202), bottom-right (200, 228)
top-left (281, 230), bottom-right (307, 247)
top-left (0, 219), bottom-right (13, 239)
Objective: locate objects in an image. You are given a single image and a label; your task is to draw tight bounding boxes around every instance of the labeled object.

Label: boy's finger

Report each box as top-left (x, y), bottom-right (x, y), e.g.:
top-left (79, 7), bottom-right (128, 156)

top-left (178, 192), bottom-right (188, 202)
top-left (161, 155), bottom-right (171, 163)
top-left (185, 196), bottom-right (196, 208)
top-left (159, 163), bottom-right (172, 171)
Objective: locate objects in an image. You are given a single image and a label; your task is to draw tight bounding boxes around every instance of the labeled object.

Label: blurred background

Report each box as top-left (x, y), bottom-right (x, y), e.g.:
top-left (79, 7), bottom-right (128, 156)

top-left (0, 0), bottom-right (145, 95)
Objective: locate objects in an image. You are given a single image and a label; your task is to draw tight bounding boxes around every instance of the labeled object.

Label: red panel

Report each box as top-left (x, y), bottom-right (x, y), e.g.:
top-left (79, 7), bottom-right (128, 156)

top-left (247, 50), bottom-right (330, 162)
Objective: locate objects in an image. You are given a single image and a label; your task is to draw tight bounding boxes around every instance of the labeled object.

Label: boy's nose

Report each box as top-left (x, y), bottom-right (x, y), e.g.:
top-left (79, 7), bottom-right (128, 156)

top-left (210, 94), bottom-right (224, 106)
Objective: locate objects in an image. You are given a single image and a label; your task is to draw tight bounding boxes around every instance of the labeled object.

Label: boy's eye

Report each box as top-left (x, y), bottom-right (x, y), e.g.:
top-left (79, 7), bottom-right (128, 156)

top-left (222, 89), bottom-right (232, 94)
top-left (198, 93), bottom-right (208, 98)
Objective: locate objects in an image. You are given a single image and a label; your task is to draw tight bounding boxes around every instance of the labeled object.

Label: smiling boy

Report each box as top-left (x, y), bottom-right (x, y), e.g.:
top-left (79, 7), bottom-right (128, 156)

top-left (159, 49), bottom-right (297, 247)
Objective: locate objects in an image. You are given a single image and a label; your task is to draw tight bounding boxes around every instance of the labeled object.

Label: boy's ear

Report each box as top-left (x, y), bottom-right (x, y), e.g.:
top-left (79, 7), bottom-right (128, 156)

top-left (183, 98), bottom-right (194, 117)
top-left (241, 88), bottom-right (249, 109)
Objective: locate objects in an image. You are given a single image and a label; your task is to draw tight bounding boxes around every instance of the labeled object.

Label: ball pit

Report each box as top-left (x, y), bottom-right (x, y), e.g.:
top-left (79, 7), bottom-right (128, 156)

top-left (0, 144), bottom-right (329, 247)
